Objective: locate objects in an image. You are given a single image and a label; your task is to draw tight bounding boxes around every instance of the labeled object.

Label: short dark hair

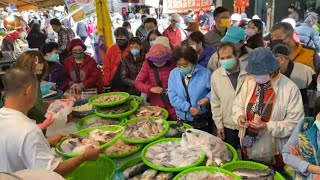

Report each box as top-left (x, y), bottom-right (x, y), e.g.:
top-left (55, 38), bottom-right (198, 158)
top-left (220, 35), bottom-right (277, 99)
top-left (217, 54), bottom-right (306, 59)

top-left (271, 22), bottom-right (294, 35)
top-left (3, 68), bottom-right (38, 95)
top-left (147, 30), bottom-right (162, 41)
top-left (144, 18), bottom-right (158, 26)
top-left (288, 5), bottom-right (296, 10)
top-left (268, 40), bottom-right (290, 57)
top-left (213, 7), bottom-right (229, 18)
top-left (172, 46), bottom-right (198, 65)
top-left (188, 31), bottom-right (205, 46)
top-left (217, 42), bottom-right (238, 59)
top-left (41, 42), bottom-right (59, 56)
top-left (114, 27), bottom-right (129, 39)
top-left (50, 18), bottom-right (61, 26)
top-left (122, 21), bottom-right (131, 29)
top-left (129, 37), bottom-right (142, 46)
top-left (141, 14), bottom-right (147, 20)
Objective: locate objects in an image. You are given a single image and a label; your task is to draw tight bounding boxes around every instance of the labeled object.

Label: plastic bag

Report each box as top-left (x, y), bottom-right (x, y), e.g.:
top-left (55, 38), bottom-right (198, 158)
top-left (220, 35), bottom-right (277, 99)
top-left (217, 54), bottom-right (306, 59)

top-left (45, 99), bottom-right (74, 135)
top-left (246, 129), bottom-right (275, 165)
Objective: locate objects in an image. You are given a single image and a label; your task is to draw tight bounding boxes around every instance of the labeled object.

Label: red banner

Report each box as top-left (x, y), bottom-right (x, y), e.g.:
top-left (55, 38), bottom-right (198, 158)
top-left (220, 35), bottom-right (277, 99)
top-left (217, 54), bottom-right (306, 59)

top-left (163, 0), bottom-right (213, 14)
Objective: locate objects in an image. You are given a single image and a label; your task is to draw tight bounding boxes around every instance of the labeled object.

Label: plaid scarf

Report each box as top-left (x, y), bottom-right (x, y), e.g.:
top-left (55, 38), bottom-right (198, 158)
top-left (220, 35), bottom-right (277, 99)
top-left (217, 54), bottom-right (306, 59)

top-left (251, 83), bottom-right (270, 116)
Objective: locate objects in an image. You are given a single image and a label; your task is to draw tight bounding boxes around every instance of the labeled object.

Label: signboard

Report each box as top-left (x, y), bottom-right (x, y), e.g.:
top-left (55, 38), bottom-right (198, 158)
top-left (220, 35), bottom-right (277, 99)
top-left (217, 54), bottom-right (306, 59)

top-left (163, 0), bottom-right (213, 13)
top-left (145, 0), bottom-right (160, 8)
top-left (65, 0), bottom-right (95, 21)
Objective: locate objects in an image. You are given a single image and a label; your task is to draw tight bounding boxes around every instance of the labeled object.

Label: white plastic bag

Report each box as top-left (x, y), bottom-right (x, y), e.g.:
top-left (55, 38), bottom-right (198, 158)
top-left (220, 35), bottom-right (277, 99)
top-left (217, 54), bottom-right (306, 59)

top-left (45, 99), bottom-right (74, 135)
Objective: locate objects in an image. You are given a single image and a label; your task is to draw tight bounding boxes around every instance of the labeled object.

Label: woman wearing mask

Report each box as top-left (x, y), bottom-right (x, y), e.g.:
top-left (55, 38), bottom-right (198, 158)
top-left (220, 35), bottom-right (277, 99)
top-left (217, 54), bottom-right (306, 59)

top-left (103, 27), bottom-right (130, 92)
top-left (135, 44), bottom-right (176, 119)
top-left (64, 39), bottom-right (102, 93)
top-left (233, 47), bottom-right (304, 166)
top-left (168, 46), bottom-right (212, 131)
top-left (0, 51), bottom-right (53, 131)
top-left (283, 97), bottom-right (320, 180)
top-left (141, 30), bottom-right (162, 54)
top-left (41, 42), bottom-right (68, 91)
top-left (245, 19), bottom-right (264, 49)
top-left (121, 37), bottom-right (145, 95)
top-left (188, 31), bottom-right (216, 67)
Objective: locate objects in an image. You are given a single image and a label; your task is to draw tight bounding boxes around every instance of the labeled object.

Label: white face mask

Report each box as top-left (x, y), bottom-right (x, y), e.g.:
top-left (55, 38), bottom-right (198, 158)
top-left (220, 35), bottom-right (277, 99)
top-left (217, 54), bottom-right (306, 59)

top-left (190, 44), bottom-right (197, 51)
top-left (150, 40), bottom-right (155, 46)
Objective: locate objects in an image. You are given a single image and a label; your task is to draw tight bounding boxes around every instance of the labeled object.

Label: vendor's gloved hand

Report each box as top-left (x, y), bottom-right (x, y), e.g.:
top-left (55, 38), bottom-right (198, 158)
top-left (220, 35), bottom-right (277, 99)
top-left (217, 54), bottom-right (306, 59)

top-left (37, 113), bottom-right (54, 130)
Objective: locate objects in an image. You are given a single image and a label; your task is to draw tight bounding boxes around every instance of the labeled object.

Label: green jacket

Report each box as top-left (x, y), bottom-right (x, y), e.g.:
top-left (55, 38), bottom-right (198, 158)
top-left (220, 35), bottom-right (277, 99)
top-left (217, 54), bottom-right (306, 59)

top-left (0, 87), bottom-right (45, 124)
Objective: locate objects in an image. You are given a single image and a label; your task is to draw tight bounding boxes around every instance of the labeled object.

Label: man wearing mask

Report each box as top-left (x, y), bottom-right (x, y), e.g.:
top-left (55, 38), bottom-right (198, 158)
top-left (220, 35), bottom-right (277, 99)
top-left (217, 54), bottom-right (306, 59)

top-left (233, 47), bottom-right (304, 166)
top-left (144, 18), bottom-right (159, 35)
top-left (271, 22), bottom-right (320, 73)
top-left (50, 18), bottom-right (75, 62)
top-left (211, 42), bottom-right (248, 148)
top-left (205, 7), bottom-right (230, 47)
top-left (163, 13), bottom-right (184, 48)
top-left (103, 27), bottom-right (130, 92)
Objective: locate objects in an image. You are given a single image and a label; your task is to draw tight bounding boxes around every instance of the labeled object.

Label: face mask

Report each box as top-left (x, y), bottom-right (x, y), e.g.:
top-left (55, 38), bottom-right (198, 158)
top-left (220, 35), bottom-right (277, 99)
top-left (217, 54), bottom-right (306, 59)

top-left (150, 40), bottom-right (155, 46)
top-left (175, 23), bottom-right (181, 28)
top-left (153, 62), bottom-right (166, 67)
top-left (220, 19), bottom-right (231, 28)
top-left (245, 29), bottom-right (257, 37)
top-left (73, 52), bottom-right (85, 60)
top-left (315, 120), bottom-right (320, 130)
top-left (48, 54), bottom-right (59, 62)
top-left (131, 49), bottom-right (140, 56)
top-left (190, 44), bottom-right (197, 51)
top-left (180, 67), bottom-right (192, 76)
top-left (252, 75), bottom-right (271, 84)
top-left (219, 58), bottom-right (237, 70)
top-left (116, 39), bottom-right (128, 49)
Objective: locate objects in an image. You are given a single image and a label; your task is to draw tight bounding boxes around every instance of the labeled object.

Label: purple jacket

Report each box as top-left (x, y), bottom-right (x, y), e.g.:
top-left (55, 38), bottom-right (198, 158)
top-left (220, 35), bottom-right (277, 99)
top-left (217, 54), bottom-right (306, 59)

top-left (44, 62), bottom-right (68, 91)
top-left (198, 46), bottom-right (216, 67)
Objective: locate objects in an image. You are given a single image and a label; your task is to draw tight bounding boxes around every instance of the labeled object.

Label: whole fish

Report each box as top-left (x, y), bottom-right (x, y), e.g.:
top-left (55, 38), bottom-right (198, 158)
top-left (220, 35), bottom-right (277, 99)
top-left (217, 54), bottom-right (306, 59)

top-left (123, 163), bottom-right (149, 179)
top-left (233, 168), bottom-right (275, 180)
top-left (154, 172), bottom-right (174, 180)
top-left (141, 169), bottom-right (158, 180)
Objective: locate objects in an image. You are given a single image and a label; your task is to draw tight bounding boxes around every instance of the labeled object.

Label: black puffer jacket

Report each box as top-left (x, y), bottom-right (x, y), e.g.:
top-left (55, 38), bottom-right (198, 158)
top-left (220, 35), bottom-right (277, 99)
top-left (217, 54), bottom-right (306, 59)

top-left (121, 52), bottom-right (145, 95)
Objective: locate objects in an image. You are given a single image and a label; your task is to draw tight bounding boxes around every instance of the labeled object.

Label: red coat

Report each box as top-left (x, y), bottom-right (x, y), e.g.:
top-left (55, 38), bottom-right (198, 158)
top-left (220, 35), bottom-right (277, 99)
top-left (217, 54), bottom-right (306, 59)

top-left (163, 25), bottom-right (182, 48)
top-left (134, 61), bottom-right (177, 119)
top-left (63, 54), bottom-right (102, 91)
top-left (102, 44), bottom-right (130, 86)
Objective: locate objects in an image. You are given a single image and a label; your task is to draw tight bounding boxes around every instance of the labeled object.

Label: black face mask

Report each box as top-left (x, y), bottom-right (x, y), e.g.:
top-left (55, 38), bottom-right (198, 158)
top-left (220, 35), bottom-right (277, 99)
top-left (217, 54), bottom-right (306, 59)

top-left (116, 39), bottom-right (128, 51)
top-left (36, 74), bottom-right (42, 82)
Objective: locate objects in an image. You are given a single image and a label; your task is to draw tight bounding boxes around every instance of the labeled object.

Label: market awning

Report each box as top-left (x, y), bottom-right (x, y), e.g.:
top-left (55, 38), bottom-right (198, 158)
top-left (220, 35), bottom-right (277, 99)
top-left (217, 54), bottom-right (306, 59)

top-left (0, 0), bottom-right (65, 9)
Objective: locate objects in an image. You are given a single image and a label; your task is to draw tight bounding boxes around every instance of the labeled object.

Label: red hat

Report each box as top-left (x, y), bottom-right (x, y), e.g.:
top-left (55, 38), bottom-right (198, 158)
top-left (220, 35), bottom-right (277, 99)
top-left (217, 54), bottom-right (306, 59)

top-left (69, 39), bottom-right (87, 52)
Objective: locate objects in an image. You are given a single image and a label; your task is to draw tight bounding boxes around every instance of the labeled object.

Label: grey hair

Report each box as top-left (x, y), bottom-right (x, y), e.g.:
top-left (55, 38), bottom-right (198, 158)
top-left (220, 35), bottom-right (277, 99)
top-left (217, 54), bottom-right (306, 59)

top-left (271, 22), bottom-right (294, 35)
top-left (304, 12), bottom-right (318, 25)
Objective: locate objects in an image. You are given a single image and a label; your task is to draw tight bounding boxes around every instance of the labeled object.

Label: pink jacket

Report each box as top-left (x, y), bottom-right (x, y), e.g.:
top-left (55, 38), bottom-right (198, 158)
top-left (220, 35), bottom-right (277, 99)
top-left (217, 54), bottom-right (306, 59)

top-left (87, 22), bottom-right (97, 36)
top-left (134, 60), bottom-right (177, 119)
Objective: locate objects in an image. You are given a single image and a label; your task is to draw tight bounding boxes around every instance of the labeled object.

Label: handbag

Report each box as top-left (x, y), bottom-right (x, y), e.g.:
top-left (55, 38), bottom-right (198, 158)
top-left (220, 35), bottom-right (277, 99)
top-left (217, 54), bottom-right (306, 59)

top-left (151, 64), bottom-right (170, 104)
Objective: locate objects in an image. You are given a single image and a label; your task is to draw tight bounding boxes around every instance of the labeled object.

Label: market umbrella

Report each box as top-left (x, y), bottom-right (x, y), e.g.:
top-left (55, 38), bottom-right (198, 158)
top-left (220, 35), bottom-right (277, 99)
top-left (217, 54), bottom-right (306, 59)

top-left (95, 0), bottom-right (114, 48)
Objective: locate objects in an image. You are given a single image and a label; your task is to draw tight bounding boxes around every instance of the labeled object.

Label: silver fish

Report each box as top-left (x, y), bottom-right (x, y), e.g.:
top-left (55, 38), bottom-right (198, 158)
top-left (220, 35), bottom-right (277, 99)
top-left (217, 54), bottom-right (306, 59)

top-left (233, 168), bottom-right (275, 180)
top-left (123, 163), bottom-right (149, 179)
top-left (141, 169), bottom-right (158, 180)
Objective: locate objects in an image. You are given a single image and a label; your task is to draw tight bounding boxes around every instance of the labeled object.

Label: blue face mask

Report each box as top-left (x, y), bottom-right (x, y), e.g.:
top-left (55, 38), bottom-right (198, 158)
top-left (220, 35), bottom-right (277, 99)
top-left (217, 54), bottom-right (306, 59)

top-left (180, 67), bottom-right (192, 76)
top-left (48, 54), bottom-right (59, 62)
top-left (175, 23), bottom-right (181, 28)
top-left (315, 120), bottom-right (320, 130)
top-left (131, 49), bottom-right (140, 56)
top-left (219, 58), bottom-right (237, 70)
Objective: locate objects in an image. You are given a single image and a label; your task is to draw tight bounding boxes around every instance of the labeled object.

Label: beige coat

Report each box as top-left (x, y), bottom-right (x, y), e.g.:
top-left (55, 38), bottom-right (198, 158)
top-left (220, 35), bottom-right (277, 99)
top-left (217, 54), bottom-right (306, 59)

top-left (232, 74), bottom-right (304, 154)
top-left (211, 67), bottom-right (248, 130)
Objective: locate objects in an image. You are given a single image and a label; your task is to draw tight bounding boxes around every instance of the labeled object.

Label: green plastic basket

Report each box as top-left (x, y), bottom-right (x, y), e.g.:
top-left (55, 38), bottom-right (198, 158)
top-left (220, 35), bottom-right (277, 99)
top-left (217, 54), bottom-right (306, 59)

top-left (173, 166), bottom-right (241, 180)
top-left (76, 114), bottom-right (123, 130)
top-left (95, 101), bottom-right (139, 119)
top-left (221, 161), bottom-right (286, 180)
top-left (167, 121), bottom-right (192, 129)
top-left (66, 155), bottom-right (115, 180)
top-left (141, 138), bottom-right (206, 172)
top-left (119, 156), bottom-right (143, 172)
top-left (102, 140), bottom-right (144, 159)
top-left (121, 117), bottom-right (169, 144)
top-left (225, 143), bottom-right (238, 162)
top-left (129, 95), bottom-right (144, 105)
top-left (55, 125), bottom-right (124, 158)
top-left (88, 92), bottom-right (130, 107)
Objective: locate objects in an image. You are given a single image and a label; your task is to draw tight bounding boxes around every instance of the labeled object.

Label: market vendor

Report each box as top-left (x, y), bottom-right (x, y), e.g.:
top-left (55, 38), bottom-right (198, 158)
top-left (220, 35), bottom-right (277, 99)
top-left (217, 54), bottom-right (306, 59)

top-left (0, 67), bottom-right (103, 176)
top-left (233, 47), bottom-right (304, 166)
top-left (135, 43), bottom-right (177, 119)
top-left (168, 46), bottom-right (211, 131)
top-left (282, 97), bottom-right (320, 179)
top-left (41, 42), bottom-right (68, 91)
top-left (63, 39), bottom-right (102, 93)
top-left (0, 51), bottom-right (53, 131)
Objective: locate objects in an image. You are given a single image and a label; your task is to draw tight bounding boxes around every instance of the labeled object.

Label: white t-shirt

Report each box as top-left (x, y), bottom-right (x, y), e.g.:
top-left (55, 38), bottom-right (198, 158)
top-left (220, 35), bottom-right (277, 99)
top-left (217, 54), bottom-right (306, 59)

top-left (0, 108), bottom-right (60, 173)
